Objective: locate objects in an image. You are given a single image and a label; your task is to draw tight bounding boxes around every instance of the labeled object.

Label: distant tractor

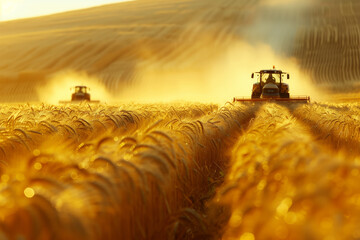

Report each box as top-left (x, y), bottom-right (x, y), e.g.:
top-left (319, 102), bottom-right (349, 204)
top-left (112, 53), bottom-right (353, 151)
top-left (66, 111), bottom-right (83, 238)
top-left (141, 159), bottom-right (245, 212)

top-left (234, 67), bottom-right (310, 103)
top-left (72, 86), bottom-right (91, 101)
top-left (59, 85), bottom-right (99, 104)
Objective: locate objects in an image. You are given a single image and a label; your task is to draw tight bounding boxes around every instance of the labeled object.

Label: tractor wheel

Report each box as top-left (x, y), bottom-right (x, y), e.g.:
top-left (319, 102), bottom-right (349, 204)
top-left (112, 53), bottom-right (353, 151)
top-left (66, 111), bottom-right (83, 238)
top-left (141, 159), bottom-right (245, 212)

top-left (251, 93), bottom-right (261, 99)
top-left (280, 93), bottom-right (290, 98)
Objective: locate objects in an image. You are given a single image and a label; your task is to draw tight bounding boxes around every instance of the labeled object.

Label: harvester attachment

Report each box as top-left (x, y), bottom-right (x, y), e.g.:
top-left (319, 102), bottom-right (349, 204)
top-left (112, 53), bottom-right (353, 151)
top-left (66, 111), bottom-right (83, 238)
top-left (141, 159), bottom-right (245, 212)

top-left (233, 96), bottom-right (310, 103)
top-left (59, 100), bottom-right (100, 104)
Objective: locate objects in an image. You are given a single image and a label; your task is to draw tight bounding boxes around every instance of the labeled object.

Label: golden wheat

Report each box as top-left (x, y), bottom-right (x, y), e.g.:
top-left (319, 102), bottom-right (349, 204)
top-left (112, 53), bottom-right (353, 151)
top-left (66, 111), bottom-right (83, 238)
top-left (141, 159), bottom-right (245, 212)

top-left (0, 102), bottom-right (256, 240)
top-left (292, 102), bottom-right (360, 155)
top-left (211, 103), bottom-right (360, 240)
top-left (1, 101), bottom-right (360, 239)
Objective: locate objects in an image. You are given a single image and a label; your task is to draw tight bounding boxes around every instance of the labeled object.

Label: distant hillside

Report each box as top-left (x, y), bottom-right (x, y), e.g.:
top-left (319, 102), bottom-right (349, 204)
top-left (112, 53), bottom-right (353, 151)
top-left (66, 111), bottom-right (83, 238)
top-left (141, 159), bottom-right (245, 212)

top-left (292, 0), bottom-right (360, 91)
top-left (0, 0), bottom-right (359, 102)
top-left (0, 0), bottom-right (258, 101)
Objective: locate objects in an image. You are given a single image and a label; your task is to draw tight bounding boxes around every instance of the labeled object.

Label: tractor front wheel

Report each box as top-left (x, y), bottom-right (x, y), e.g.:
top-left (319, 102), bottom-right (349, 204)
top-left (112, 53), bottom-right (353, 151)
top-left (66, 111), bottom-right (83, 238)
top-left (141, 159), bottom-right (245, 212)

top-left (280, 93), bottom-right (290, 98)
top-left (251, 93), bottom-right (261, 99)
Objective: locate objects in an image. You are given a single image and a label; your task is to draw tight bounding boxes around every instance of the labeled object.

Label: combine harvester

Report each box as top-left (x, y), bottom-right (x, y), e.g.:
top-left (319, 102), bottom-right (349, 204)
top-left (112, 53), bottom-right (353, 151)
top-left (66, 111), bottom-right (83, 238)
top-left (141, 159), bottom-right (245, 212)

top-left (59, 85), bottom-right (100, 104)
top-left (234, 67), bottom-right (310, 103)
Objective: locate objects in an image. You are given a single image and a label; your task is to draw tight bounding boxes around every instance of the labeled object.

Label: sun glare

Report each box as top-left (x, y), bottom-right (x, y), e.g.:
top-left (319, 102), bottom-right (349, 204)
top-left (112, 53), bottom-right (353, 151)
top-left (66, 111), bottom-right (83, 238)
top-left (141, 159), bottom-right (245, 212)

top-left (0, 0), bottom-right (22, 21)
top-left (0, 0), bottom-right (133, 21)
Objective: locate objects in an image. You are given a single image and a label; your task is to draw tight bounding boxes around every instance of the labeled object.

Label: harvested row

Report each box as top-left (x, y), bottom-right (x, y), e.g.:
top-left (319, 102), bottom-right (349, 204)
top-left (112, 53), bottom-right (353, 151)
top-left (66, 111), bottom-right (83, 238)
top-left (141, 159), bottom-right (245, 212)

top-left (210, 103), bottom-right (360, 240)
top-left (0, 102), bottom-right (256, 239)
top-left (291, 102), bottom-right (360, 155)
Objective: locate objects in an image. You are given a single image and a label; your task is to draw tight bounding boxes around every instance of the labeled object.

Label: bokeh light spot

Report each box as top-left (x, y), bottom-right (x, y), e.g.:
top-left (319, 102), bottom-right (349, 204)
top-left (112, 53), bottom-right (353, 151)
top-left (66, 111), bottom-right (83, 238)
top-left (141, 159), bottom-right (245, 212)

top-left (34, 162), bottom-right (42, 170)
top-left (240, 232), bottom-right (255, 240)
top-left (1, 174), bottom-right (9, 183)
top-left (24, 187), bottom-right (35, 198)
top-left (33, 149), bottom-right (41, 156)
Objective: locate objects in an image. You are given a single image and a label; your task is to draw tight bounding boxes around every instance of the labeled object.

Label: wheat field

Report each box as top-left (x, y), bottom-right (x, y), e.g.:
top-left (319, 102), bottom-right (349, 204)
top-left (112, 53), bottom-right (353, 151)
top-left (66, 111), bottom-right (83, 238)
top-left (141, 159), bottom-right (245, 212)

top-left (1, 0), bottom-right (360, 239)
top-left (0, 101), bottom-right (359, 239)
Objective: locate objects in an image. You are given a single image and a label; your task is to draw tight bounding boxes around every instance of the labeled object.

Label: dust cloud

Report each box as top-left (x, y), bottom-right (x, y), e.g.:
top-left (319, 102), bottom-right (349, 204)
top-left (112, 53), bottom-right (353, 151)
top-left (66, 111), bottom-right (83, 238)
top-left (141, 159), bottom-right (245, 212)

top-left (117, 40), bottom-right (322, 104)
top-left (36, 71), bottom-right (113, 104)
top-left (112, 0), bottom-right (323, 104)
top-left (35, 0), bottom-right (323, 105)
top-left (241, 0), bottom-right (317, 56)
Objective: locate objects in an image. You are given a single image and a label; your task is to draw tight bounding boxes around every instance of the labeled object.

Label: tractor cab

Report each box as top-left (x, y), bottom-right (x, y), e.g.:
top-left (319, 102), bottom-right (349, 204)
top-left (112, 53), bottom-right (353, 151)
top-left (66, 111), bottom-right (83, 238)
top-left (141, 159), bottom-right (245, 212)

top-left (261, 71), bottom-right (281, 84)
top-left (251, 68), bottom-right (290, 99)
top-left (59, 85), bottom-right (100, 103)
top-left (71, 85), bottom-right (91, 101)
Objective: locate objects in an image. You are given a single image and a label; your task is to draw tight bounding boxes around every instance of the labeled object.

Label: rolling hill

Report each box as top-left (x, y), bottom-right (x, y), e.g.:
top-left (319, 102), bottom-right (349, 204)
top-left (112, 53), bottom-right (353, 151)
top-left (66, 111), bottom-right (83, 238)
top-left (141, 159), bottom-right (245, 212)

top-left (0, 0), bottom-right (359, 102)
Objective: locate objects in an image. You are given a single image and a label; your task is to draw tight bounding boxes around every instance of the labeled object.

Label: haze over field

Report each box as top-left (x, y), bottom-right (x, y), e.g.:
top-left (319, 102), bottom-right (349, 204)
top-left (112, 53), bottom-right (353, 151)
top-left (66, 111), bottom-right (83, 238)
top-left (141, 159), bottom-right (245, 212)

top-left (0, 0), bottom-right (359, 103)
top-left (2, 1), bottom-right (360, 239)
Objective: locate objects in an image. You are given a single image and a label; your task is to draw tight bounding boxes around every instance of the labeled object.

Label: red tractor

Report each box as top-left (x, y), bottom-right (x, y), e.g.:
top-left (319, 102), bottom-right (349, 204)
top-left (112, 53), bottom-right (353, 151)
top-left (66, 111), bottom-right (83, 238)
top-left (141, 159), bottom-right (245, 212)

top-left (234, 67), bottom-right (310, 103)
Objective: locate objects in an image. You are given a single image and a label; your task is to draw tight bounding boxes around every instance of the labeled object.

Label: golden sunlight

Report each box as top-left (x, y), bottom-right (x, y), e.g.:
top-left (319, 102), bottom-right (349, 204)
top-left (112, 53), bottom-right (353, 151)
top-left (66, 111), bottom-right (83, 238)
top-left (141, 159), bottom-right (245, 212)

top-left (0, 0), bottom-right (23, 21)
top-left (1, 0), bottom-right (360, 239)
top-left (0, 0), bottom-right (132, 21)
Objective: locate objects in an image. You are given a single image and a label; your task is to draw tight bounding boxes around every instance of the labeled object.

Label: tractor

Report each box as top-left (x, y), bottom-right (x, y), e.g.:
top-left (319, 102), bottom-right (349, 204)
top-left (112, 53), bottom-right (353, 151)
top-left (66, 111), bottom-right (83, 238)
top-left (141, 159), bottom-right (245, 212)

top-left (234, 67), bottom-right (310, 103)
top-left (59, 85), bottom-right (99, 103)
top-left (71, 86), bottom-right (91, 101)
